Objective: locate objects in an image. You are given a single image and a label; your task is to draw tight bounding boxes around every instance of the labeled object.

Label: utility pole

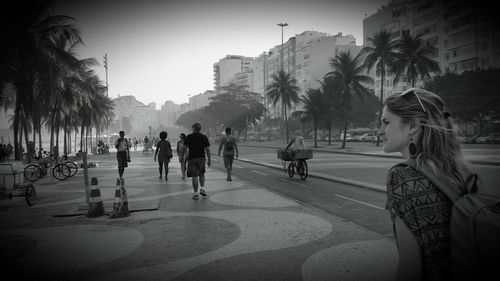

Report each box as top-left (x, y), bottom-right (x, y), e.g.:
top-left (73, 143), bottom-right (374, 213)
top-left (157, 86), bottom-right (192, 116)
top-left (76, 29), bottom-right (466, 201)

top-left (104, 54), bottom-right (110, 147)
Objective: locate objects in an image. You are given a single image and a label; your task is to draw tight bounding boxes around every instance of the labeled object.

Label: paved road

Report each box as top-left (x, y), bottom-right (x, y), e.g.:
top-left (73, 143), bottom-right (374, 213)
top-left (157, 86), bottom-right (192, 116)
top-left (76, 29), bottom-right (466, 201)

top-left (0, 151), bottom-right (398, 281)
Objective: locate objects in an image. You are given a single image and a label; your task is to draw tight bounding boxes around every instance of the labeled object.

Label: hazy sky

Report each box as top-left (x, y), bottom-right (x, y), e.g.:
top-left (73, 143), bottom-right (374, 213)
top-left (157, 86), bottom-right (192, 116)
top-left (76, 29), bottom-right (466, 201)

top-left (53, 0), bottom-right (388, 107)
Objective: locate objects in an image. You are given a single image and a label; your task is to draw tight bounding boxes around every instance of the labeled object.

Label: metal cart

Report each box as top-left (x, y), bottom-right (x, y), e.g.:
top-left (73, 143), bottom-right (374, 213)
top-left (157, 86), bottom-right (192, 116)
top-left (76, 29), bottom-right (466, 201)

top-left (0, 163), bottom-right (36, 206)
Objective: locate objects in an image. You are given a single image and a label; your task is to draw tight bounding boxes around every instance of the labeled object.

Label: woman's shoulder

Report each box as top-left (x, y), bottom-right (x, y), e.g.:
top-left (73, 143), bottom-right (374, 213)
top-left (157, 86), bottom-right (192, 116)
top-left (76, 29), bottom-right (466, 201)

top-left (387, 162), bottom-right (426, 188)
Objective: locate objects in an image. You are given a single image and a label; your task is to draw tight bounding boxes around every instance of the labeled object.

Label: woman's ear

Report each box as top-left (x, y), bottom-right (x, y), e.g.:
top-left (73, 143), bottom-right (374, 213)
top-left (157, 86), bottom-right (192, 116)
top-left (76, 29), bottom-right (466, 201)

top-left (408, 119), bottom-right (421, 134)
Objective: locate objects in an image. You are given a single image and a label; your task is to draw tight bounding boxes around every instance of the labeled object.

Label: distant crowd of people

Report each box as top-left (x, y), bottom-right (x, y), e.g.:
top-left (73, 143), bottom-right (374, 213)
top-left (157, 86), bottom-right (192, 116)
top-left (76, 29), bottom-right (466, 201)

top-left (0, 143), bottom-right (14, 162)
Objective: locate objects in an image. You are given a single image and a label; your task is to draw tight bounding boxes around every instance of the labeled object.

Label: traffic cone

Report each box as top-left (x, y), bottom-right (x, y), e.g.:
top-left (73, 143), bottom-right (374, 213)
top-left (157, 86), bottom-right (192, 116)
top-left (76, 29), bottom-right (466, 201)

top-left (110, 178), bottom-right (129, 218)
top-left (86, 177), bottom-right (105, 218)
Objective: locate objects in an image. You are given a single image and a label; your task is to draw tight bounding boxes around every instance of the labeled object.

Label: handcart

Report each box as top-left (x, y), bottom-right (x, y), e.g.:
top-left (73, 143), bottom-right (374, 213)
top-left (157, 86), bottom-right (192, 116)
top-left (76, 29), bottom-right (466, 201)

top-left (277, 149), bottom-right (313, 180)
top-left (0, 163), bottom-right (36, 206)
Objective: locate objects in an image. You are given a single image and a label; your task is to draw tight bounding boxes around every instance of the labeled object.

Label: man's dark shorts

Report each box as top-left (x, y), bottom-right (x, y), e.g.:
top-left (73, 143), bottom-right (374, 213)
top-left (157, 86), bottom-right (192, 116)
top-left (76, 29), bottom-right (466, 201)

top-left (117, 151), bottom-right (128, 168)
top-left (187, 157), bottom-right (205, 177)
top-left (223, 155), bottom-right (234, 169)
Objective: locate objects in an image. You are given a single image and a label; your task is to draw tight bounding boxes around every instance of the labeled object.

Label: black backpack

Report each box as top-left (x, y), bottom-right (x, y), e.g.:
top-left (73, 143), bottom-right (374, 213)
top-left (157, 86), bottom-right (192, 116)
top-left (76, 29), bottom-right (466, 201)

top-left (225, 137), bottom-right (234, 151)
top-left (401, 162), bottom-right (500, 280)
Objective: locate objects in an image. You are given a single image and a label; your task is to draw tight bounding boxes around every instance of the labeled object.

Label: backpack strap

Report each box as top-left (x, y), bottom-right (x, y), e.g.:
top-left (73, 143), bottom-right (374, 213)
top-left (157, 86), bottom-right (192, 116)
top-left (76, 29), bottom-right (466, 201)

top-left (395, 161), bottom-right (462, 202)
top-left (463, 173), bottom-right (478, 194)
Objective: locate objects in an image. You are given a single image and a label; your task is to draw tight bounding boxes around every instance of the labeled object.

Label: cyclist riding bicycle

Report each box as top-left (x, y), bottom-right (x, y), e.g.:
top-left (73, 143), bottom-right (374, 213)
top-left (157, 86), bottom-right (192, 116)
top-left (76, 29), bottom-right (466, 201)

top-left (285, 130), bottom-right (306, 167)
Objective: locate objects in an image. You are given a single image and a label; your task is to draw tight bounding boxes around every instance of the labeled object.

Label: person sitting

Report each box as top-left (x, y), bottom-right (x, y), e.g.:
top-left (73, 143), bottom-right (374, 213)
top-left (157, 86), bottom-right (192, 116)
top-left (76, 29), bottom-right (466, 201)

top-left (285, 130), bottom-right (305, 165)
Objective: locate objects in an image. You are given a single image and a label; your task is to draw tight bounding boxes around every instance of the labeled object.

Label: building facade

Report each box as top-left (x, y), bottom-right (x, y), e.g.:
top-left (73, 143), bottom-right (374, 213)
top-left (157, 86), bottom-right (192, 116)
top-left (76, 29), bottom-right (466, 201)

top-left (213, 55), bottom-right (254, 90)
top-left (363, 0), bottom-right (499, 98)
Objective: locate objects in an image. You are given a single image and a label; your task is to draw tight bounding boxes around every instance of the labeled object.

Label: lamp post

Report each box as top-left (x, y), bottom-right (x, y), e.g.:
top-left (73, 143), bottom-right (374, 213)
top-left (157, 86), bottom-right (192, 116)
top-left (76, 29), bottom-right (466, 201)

top-left (277, 23), bottom-right (288, 143)
top-left (277, 23), bottom-right (288, 71)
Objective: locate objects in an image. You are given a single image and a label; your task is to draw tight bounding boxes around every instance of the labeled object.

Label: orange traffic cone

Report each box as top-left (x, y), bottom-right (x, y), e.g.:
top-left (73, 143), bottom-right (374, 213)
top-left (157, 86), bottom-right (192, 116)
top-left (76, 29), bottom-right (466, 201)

top-left (110, 178), bottom-right (129, 218)
top-left (86, 177), bottom-right (105, 217)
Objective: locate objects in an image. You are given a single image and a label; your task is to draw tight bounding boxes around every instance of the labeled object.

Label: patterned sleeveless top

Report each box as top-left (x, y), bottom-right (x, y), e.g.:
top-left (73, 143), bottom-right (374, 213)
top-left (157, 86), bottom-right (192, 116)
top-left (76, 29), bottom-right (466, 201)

top-left (386, 164), bottom-right (453, 281)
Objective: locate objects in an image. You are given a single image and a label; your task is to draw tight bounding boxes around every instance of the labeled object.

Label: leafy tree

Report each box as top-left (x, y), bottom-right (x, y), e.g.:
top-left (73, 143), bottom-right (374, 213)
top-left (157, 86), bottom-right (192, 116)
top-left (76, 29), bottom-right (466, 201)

top-left (361, 29), bottom-right (398, 145)
top-left (424, 68), bottom-right (500, 134)
top-left (266, 70), bottom-right (301, 143)
top-left (392, 34), bottom-right (440, 87)
top-left (296, 88), bottom-right (325, 147)
top-left (327, 51), bottom-right (373, 148)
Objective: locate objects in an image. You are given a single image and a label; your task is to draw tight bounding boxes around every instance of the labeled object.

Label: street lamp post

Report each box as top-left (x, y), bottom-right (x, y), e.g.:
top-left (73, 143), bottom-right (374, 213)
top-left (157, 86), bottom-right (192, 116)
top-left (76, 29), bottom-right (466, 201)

top-left (277, 23), bottom-right (288, 71)
top-left (277, 23), bottom-right (288, 143)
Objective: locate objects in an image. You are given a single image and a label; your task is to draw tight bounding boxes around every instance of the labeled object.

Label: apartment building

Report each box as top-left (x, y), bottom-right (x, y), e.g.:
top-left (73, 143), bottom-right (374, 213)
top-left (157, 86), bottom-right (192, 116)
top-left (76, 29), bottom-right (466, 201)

top-left (363, 0), bottom-right (499, 98)
top-left (213, 55), bottom-right (254, 90)
top-left (252, 31), bottom-right (360, 118)
top-left (111, 95), bottom-right (160, 135)
top-left (188, 90), bottom-right (217, 111)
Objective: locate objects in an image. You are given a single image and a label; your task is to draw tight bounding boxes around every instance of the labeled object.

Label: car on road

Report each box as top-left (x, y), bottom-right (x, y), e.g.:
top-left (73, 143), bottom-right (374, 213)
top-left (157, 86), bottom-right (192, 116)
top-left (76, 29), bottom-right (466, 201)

top-left (355, 133), bottom-right (378, 142)
top-left (483, 133), bottom-right (500, 144)
top-left (474, 134), bottom-right (491, 144)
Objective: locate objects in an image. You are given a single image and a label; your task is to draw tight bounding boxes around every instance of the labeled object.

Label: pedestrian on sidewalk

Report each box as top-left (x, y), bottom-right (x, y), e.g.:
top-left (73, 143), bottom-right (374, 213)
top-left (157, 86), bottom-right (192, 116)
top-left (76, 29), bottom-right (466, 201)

top-left (176, 133), bottom-right (188, 180)
top-left (378, 88), bottom-right (475, 281)
top-left (114, 130), bottom-right (131, 178)
top-left (184, 123), bottom-right (211, 200)
top-left (154, 131), bottom-right (173, 180)
top-left (218, 127), bottom-right (238, 181)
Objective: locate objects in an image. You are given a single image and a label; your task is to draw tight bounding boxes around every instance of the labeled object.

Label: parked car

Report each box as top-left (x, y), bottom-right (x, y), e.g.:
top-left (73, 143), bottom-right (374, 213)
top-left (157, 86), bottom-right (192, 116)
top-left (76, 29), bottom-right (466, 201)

top-left (474, 134), bottom-right (491, 144)
top-left (356, 133), bottom-right (378, 142)
top-left (484, 133), bottom-right (500, 144)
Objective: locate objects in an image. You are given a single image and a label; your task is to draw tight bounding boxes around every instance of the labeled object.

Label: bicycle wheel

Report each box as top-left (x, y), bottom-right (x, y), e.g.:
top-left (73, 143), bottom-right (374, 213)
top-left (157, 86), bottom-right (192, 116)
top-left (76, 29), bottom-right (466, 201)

top-left (298, 160), bottom-right (308, 180)
top-left (65, 161), bottom-right (78, 177)
top-left (24, 164), bottom-right (39, 182)
top-left (25, 185), bottom-right (36, 206)
top-left (52, 164), bottom-right (70, 181)
top-left (287, 163), bottom-right (295, 177)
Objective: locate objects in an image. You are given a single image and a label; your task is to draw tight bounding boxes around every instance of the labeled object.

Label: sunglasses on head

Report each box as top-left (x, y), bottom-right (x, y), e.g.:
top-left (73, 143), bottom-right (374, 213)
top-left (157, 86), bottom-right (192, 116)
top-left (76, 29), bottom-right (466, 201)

top-left (400, 88), bottom-right (427, 113)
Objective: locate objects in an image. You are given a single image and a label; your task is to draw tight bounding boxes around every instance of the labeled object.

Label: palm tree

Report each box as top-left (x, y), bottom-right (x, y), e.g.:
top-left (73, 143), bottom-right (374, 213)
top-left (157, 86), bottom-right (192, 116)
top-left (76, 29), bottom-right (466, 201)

top-left (1, 0), bottom-right (82, 159)
top-left (327, 51), bottom-right (373, 149)
top-left (361, 29), bottom-right (398, 146)
top-left (392, 34), bottom-right (441, 87)
top-left (266, 70), bottom-right (301, 143)
top-left (298, 88), bottom-right (326, 148)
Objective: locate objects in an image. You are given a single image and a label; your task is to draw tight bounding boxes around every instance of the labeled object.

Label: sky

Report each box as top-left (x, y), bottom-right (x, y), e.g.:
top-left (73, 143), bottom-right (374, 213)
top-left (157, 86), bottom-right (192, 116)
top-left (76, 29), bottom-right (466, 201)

top-left (53, 0), bottom-right (388, 108)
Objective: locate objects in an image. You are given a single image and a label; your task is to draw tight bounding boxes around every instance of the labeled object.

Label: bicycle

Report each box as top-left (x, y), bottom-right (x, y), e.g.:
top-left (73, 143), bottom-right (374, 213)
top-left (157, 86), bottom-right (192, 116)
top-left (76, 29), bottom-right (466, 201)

top-left (24, 154), bottom-right (72, 182)
top-left (277, 149), bottom-right (313, 181)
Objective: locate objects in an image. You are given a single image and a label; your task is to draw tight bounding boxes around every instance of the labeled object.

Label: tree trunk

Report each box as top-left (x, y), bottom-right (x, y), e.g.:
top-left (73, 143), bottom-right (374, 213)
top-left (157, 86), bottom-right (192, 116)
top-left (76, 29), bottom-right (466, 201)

top-left (313, 118), bottom-right (318, 148)
top-left (284, 105), bottom-right (289, 143)
top-left (13, 102), bottom-right (21, 160)
top-left (376, 66), bottom-right (385, 146)
top-left (341, 91), bottom-right (350, 149)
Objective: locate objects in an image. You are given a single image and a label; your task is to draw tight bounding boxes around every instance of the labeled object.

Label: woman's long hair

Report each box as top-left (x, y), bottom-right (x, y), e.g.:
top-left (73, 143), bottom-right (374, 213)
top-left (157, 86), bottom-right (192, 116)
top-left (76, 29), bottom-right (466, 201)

top-left (384, 88), bottom-right (473, 196)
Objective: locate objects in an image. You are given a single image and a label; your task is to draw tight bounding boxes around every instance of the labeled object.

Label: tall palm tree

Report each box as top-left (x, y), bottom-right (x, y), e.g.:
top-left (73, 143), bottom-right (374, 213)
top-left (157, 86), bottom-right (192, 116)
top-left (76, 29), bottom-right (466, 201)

top-left (299, 88), bottom-right (326, 148)
top-left (327, 51), bottom-right (373, 149)
top-left (361, 29), bottom-right (398, 146)
top-left (1, 0), bottom-right (82, 159)
top-left (266, 70), bottom-right (301, 143)
top-left (392, 34), bottom-right (441, 87)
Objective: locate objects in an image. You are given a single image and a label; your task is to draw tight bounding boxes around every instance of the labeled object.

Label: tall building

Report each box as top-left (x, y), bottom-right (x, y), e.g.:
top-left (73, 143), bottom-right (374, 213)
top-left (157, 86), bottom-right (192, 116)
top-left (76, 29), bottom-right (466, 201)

top-left (111, 95), bottom-right (160, 136)
top-left (254, 31), bottom-right (360, 118)
top-left (188, 90), bottom-right (217, 110)
top-left (213, 55), bottom-right (254, 90)
top-left (363, 0), bottom-right (499, 97)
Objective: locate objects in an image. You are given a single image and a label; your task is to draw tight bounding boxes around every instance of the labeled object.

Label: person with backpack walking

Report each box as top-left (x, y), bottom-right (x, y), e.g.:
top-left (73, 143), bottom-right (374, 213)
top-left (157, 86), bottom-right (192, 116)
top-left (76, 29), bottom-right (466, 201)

top-left (184, 123), bottom-right (211, 200)
top-left (114, 130), bottom-right (131, 178)
top-left (176, 133), bottom-right (188, 180)
top-left (154, 131), bottom-right (173, 180)
top-left (218, 127), bottom-right (238, 181)
top-left (377, 88), bottom-right (500, 281)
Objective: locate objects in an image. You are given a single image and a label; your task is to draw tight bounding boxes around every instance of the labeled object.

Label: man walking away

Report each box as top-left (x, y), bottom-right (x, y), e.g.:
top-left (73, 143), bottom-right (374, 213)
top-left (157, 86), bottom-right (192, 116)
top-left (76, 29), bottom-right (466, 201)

top-left (218, 127), bottom-right (238, 181)
top-left (114, 130), bottom-right (131, 178)
top-left (184, 123), bottom-right (211, 200)
top-left (154, 131), bottom-right (173, 180)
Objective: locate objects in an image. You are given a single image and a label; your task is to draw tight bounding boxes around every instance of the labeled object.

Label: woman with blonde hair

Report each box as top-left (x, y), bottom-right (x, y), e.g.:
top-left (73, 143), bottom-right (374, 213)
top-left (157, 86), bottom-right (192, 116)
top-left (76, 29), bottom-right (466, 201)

top-left (378, 88), bottom-right (474, 281)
